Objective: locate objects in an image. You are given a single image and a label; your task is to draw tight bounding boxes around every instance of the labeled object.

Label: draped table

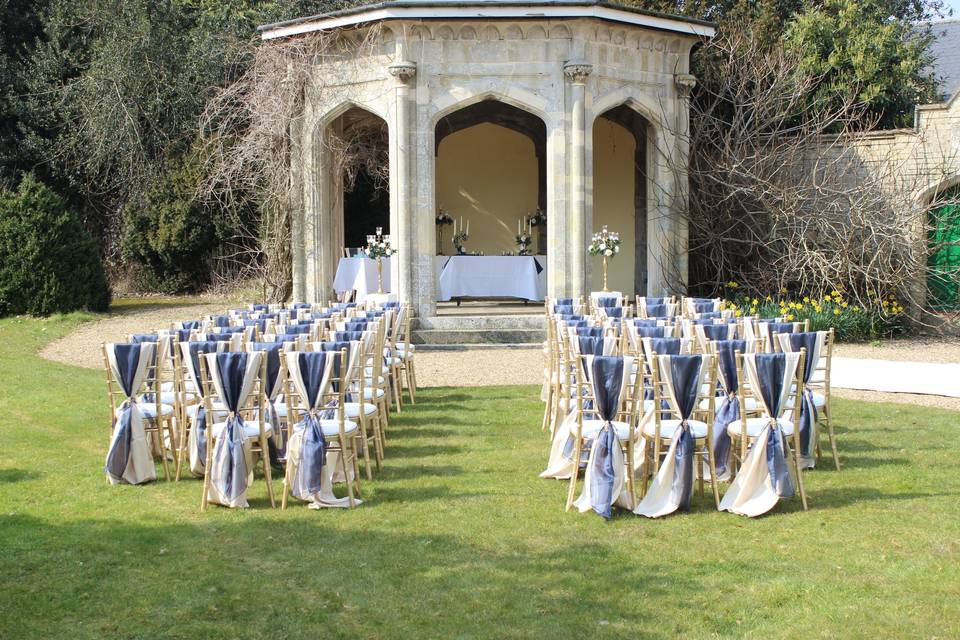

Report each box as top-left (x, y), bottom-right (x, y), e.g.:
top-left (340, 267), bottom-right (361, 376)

top-left (434, 255), bottom-right (546, 302)
top-left (334, 254), bottom-right (547, 302)
top-left (333, 256), bottom-right (391, 304)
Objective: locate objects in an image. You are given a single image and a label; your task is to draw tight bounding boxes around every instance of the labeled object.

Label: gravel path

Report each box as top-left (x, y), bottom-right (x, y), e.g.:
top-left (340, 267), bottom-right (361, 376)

top-left (39, 307), bottom-right (960, 410)
top-left (40, 302), bottom-right (228, 369)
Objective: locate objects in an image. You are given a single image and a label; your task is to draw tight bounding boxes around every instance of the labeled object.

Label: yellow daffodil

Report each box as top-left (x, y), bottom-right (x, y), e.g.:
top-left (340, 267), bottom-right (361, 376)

top-left (824, 294), bottom-right (831, 302)
top-left (803, 296), bottom-right (810, 303)
top-left (833, 309), bottom-right (840, 315)
top-left (786, 313), bottom-right (794, 321)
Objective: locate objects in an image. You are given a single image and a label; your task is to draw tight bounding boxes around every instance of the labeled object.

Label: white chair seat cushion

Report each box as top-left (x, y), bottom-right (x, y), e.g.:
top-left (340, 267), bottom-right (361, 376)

top-left (362, 388), bottom-right (386, 400)
top-left (787, 392), bottom-right (826, 408)
top-left (210, 420), bottom-right (274, 440)
top-left (293, 420), bottom-right (359, 437)
top-left (141, 391), bottom-right (196, 405)
top-left (727, 417), bottom-right (794, 438)
top-left (396, 344), bottom-right (416, 353)
top-left (643, 419), bottom-right (709, 440)
top-left (580, 419), bottom-right (632, 441)
top-left (698, 396), bottom-right (759, 411)
top-left (129, 402), bottom-right (174, 419)
top-left (344, 402), bottom-right (378, 418)
top-left (385, 356), bottom-right (403, 366)
top-left (186, 402), bottom-right (228, 417)
top-left (162, 380), bottom-right (198, 394)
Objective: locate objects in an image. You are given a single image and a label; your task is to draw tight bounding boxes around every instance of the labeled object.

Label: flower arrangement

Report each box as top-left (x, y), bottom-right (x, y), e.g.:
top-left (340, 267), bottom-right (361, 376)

top-left (515, 232), bottom-right (532, 256)
top-left (588, 225), bottom-right (621, 291)
top-left (452, 232), bottom-right (469, 255)
top-left (588, 226), bottom-right (621, 257)
top-left (527, 207), bottom-right (546, 227)
top-left (435, 208), bottom-right (454, 226)
top-left (364, 227), bottom-right (395, 259)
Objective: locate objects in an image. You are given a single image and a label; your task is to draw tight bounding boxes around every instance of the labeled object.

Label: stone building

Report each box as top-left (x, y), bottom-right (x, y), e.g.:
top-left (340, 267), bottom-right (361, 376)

top-left (258, 0), bottom-right (715, 316)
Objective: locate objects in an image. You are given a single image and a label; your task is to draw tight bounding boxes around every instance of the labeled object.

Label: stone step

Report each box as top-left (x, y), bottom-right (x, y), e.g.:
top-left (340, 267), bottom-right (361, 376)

top-left (412, 314), bottom-right (544, 331)
top-left (415, 343), bottom-right (543, 351)
top-left (410, 327), bottom-right (545, 345)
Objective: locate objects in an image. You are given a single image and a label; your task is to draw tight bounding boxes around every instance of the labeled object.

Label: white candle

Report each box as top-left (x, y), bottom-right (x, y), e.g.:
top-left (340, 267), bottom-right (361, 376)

top-left (466, 220), bottom-right (470, 235)
top-left (453, 219), bottom-right (457, 235)
top-left (518, 219), bottom-right (521, 235)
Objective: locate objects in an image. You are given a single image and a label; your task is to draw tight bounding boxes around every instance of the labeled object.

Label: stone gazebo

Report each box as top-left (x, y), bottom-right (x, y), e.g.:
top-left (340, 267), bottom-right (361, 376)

top-left (259, 1), bottom-right (715, 316)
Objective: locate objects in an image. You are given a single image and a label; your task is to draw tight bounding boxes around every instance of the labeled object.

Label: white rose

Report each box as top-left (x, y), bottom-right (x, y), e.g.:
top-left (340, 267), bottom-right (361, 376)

top-left (605, 249), bottom-right (613, 256)
top-left (599, 243), bottom-right (606, 251)
top-left (614, 245), bottom-right (620, 253)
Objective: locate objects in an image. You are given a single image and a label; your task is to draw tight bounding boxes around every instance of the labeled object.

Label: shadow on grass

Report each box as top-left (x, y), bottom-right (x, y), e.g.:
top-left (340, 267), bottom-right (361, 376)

top-left (0, 513), bottom-right (701, 639)
top-left (0, 469), bottom-right (40, 483)
top-left (804, 486), bottom-right (952, 510)
top-left (378, 465), bottom-right (464, 481)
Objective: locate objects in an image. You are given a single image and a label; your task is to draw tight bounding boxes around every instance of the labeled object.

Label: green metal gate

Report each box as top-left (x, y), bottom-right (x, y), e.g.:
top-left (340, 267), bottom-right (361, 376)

top-left (928, 201), bottom-right (960, 310)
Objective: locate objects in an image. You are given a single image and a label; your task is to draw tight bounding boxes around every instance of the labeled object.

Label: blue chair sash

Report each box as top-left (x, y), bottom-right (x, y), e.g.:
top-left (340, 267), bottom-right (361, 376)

top-left (209, 352), bottom-right (253, 504)
top-left (786, 332), bottom-right (821, 460)
top-left (665, 355), bottom-right (704, 512)
top-left (586, 355), bottom-right (626, 519)
top-left (595, 296), bottom-right (620, 308)
top-left (753, 353), bottom-right (795, 497)
top-left (104, 343), bottom-right (153, 483)
top-left (646, 303), bottom-right (669, 318)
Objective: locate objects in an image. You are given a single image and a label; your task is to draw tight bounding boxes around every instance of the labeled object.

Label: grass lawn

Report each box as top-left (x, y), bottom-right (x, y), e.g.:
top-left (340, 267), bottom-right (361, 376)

top-left (1, 312), bottom-right (959, 639)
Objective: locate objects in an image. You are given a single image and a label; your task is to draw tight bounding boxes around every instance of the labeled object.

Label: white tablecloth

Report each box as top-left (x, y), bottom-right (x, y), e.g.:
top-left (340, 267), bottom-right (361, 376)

top-left (435, 255), bottom-right (546, 301)
top-left (333, 256), bottom-right (391, 304)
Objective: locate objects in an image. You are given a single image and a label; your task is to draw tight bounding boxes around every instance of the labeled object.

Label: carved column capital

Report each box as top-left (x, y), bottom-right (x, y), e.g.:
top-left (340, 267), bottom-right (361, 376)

top-left (563, 61), bottom-right (593, 84)
top-left (674, 73), bottom-right (697, 95)
top-left (388, 61), bottom-right (417, 84)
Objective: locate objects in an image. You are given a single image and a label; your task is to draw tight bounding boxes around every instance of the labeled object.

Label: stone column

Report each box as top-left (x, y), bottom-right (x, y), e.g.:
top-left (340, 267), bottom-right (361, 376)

top-left (564, 61), bottom-right (592, 297)
top-left (671, 73), bottom-right (696, 294)
top-left (389, 61), bottom-right (417, 304)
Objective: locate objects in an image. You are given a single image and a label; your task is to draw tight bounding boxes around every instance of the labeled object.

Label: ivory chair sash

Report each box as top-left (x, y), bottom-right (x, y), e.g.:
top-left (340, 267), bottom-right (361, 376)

top-left (777, 331), bottom-right (829, 470)
top-left (104, 342), bottom-right (158, 485)
top-left (634, 354), bottom-right (718, 517)
top-left (283, 350), bottom-right (362, 509)
top-left (201, 351), bottom-right (272, 509)
top-left (720, 351), bottom-right (808, 517)
top-left (570, 355), bottom-right (639, 518)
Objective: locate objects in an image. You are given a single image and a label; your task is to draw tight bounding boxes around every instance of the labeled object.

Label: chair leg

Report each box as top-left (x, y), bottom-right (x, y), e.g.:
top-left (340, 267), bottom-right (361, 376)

top-left (359, 419), bottom-right (373, 481)
top-left (565, 439), bottom-right (583, 511)
top-left (154, 423), bottom-right (171, 481)
top-left (260, 434), bottom-right (275, 508)
top-left (281, 453), bottom-right (292, 510)
top-left (391, 367), bottom-right (402, 413)
top-left (706, 437), bottom-right (721, 510)
top-left (794, 450), bottom-right (809, 511)
top-left (175, 417), bottom-right (189, 481)
top-left (340, 435), bottom-right (356, 508)
top-left (404, 361), bottom-right (416, 404)
top-left (200, 436), bottom-right (214, 511)
top-left (541, 385), bottom-right (553, 432)
top-left (625, 441), bottom-right (636, 510)
top-left (824, 405), bottom-right (841, 471)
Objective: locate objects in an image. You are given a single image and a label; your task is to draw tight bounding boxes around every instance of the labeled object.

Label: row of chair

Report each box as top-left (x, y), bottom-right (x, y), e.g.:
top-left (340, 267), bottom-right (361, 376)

top-left (101, 301), bottom-right (419, 512)
top-left (540, 294), bottom-right (839, 519)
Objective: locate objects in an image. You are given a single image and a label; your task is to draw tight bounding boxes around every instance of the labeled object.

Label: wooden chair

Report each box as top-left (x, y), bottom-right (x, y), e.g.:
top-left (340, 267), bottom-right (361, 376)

top-left (281, 349), bottom-right (362, 509)
top-left (725, 349), bottom-right (809, 511)
top-left (640, 353), bottom-right (721, 509)
top-left (564, 354), bottom-right (645, 513)
top-left (198, 351), bottom-right (275, 510)
top-left (101, 342), bottom-right (176, 482)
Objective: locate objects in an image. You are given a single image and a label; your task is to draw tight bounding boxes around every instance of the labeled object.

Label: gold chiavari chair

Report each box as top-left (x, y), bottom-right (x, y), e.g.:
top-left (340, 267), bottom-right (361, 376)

top-left (727, 348), bottom-right (809, 510)
top-left (564, 353), bottom-right (645, 512)
top-left (198, 351), bottom-right (275, 510)
top-left (101, 342), bottom-right (176, 481)
top-left (640, 352), bottom-right (721, 508)
top-left (281, 348), bottom-right (362, 509)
